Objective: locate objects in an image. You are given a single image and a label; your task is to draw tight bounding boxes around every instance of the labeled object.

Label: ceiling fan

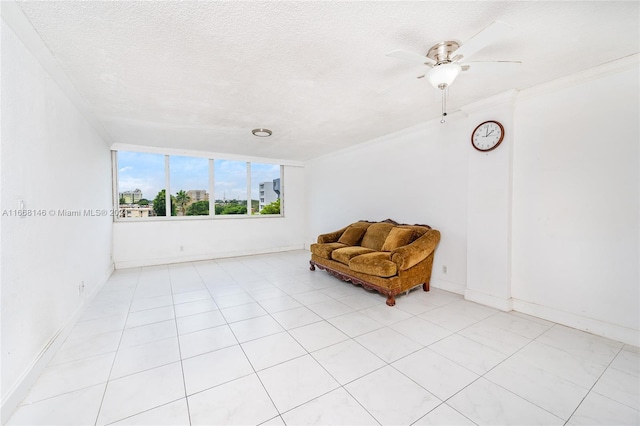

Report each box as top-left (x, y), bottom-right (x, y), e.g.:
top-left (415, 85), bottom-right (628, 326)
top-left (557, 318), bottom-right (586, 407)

top-left (386, 21), bottom-right (521, 122)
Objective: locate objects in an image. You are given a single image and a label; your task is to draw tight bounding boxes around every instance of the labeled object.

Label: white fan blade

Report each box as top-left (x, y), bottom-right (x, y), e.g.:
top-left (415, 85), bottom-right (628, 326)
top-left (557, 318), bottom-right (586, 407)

top-left (454, 21), bottom-right (512, 62)
top-left (386, 50), bottom-right (436, 66)
top-left (462, 61), bottom-right (521, 73)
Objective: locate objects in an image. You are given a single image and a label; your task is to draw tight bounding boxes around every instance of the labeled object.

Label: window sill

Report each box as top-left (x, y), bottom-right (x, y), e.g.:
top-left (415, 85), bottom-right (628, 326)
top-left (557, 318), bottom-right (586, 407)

top-left (114, 214), bottom-right (284, 223)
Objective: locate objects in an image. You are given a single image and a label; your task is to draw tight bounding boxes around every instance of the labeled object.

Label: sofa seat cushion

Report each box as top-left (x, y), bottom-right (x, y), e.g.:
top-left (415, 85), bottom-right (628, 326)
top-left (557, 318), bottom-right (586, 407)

top-left (337, 226), bottom-right (367, 246)
top-left (310, 242), bottom-right (347, 260)
top-left (349, 252), bottom-right (397, 278)
top-left (331, 246), bottom-right (375, 265)
top-left (360, 223), bottom-right (396, 251)
top-left (381, 227), bottom-right (415, 252)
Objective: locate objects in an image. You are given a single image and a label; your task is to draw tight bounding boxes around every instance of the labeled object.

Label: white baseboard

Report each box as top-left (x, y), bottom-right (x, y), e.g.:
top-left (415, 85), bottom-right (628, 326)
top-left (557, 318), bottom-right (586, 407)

top-left (512, 299), bottom-right (640, 347)
top-left (431, 279), bottom-right (466, 295)
top-left (465, 288), bottom-right (513, 311)
top-left (1, 263), bottom-right (114, 424)
top-left (114, 245), bottom-right (305, 269)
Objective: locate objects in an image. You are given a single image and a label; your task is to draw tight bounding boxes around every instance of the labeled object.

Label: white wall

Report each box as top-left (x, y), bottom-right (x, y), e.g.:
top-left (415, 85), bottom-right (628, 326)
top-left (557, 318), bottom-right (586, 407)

top-left (462, 91), bottom-right (517, 311)
top-left (1, 20), bottom-right (113, 417)
top-left (113, 165), bottom-right (306, 268)
top-left (306, 114), bottom-right (470, 294)
top-left (305, 59), bottom-right (639, 346)
top-left (511, 64), bottom-right (639, 345)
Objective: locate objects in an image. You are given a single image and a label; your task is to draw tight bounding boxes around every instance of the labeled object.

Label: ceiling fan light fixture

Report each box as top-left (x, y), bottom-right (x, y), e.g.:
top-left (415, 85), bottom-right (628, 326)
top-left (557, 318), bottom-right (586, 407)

top-left (252, 128), bottom-right (272, 137)
top-left (426, 63), bottom-right (462, 89)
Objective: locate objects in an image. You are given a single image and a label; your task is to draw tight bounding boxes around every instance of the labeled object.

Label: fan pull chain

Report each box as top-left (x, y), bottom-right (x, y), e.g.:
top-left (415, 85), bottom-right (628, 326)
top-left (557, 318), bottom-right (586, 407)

top-left (439, 84), bottom-right (448, 123)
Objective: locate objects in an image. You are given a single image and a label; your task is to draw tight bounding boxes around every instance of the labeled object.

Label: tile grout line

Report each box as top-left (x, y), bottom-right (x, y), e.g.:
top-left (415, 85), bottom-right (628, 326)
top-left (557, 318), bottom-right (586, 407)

top-left (563, 344), bottom-right (627, 424)
top-left (18, 251), bottom-right (635, 425)
top-left (386, 311), bottom-right (568, 425)
top-left (193, 258), bottom-right (286, 424)
top-left (173, 287), bottom-right (453, 422)
top-left (254, 279), bottom-right (467, 424)
top-left (167, 261), bottom-right (208, 426)
top-left (228, 336), bottom-right (284, 423)
top-left (229, 266), bottom-right (383, 424)
top-left (93, 266), bottom-right (143, 426)
top-left (435, 325), bottom-right (572, 424)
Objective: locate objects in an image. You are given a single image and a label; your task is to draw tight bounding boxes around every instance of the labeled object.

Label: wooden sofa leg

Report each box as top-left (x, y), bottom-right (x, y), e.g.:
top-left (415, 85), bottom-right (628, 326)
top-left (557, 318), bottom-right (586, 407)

top-left (309, 261), bottom-right (316, 271)
top-left (422, 282), bottom-right (430, 292)
top-left (386, 294), bottom-right (396, 306)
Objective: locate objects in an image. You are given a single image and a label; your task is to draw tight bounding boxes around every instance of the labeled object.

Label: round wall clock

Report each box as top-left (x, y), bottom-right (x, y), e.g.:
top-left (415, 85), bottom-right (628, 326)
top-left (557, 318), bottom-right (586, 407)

top-left (471, 120), bottom-right (505, 152)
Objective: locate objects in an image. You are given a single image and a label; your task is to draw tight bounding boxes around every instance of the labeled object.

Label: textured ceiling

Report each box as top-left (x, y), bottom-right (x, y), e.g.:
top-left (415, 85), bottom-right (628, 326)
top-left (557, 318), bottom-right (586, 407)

top-left (13, 1), bottom-right (640, 161)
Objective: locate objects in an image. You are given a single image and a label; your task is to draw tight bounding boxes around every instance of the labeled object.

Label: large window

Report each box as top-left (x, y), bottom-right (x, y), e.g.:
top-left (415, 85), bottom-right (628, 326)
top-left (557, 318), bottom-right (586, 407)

top-left (214, 160), bottom-right (248, 215)
top-left (117, 151), bottom-right (165, 218)
top-left (115, 151), bottom-right (282, 220)
top-left (170, 156), bottom-right (209, 216)
top-left (252, 163), bottom-right (281, 215)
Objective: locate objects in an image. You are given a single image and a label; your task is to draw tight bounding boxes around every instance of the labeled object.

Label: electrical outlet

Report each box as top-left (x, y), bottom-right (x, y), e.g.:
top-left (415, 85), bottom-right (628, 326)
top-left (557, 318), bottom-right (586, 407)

top-left (442, 265), bottom-right (447, 274)
top-left (78, 281), bottom-right (85, 295)
top-left (179, 245), bottom-right (184, 252)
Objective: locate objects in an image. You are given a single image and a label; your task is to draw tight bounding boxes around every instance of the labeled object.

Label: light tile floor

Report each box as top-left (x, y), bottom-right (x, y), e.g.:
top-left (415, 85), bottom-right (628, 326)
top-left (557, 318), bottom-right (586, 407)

top-left (7, 250), bottom-right (640, 425)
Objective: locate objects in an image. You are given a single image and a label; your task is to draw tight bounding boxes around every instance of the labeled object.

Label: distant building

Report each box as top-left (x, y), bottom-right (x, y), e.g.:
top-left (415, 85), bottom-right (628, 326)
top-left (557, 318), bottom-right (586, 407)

top-left (186, 189), bottom-right (209, 206)
top-left (119, 206), bottom-right (152, 218)
top-left (259, 178), bottom-right (280, 211)
top-left (119, 189), bottom-right (143, 204)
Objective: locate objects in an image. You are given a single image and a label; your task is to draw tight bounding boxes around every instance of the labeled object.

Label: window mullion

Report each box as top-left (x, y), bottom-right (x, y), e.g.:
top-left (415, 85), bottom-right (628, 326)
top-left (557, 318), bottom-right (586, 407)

top-left (209, 159), bottom-right (215, 217)
top-left (246, 162), bottom-right (251, 215)
top-left (165, 155), bottom-right (171, 217)
top-left (112, 151), bottom-right (119, 219)
top-left (280, 165), bottom-right (284, 217)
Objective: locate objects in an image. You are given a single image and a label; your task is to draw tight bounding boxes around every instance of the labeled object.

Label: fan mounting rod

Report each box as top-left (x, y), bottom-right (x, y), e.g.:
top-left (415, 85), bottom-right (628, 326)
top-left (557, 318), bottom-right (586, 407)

top-left (427, 41), bottom-right (461, 64)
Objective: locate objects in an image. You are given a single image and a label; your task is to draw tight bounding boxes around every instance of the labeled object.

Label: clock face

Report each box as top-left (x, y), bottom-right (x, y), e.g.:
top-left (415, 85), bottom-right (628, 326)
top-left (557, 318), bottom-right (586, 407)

top-left (472, 121), bottom-right (505, 152)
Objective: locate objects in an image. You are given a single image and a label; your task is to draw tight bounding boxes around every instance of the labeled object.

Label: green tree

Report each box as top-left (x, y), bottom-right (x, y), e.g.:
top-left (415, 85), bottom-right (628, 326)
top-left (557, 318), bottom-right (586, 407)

top-left (152, 189), bottom-right (176, 216)
top-left (119, 195), bottom-right (126, 204)
top-left (138, 198), bottom-right (149, 206)
top-left (260, 198), bottom-right (280, 215)
top-left (186, 200), bottom-right (209, 216)
top-left (221, 204), bottom-right (247, 215)
top-left (175, 190), bottom-right (191, 215)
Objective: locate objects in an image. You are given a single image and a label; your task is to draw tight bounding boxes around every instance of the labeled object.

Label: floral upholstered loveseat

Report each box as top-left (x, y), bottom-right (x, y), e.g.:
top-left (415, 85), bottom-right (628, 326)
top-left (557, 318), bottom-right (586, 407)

top-left (309, 219), bottom-right (440, 306)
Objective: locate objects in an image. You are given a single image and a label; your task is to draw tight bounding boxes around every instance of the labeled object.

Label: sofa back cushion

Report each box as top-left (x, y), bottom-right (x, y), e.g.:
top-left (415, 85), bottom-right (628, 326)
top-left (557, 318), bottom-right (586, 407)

top-left (360, 222), bottom-right (395, 251)
top-left (337, 226), bottom-right (367, 246)
top-left (381, 227), bottom-right (414, 252)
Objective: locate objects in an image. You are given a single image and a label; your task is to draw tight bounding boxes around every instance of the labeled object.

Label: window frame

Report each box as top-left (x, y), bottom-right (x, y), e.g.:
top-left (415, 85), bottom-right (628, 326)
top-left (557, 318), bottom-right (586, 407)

top-left (112, 150), bottom-right (284, 222)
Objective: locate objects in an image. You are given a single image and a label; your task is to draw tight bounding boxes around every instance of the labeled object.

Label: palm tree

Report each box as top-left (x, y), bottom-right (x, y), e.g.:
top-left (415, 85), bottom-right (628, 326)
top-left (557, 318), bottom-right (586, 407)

top-left (175, 190), bottom-right (191, 216)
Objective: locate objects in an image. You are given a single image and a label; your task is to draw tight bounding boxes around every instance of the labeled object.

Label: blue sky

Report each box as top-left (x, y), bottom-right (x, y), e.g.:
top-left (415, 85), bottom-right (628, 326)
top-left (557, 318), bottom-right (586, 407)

top-left (117, 151), bottom-right (280, 201)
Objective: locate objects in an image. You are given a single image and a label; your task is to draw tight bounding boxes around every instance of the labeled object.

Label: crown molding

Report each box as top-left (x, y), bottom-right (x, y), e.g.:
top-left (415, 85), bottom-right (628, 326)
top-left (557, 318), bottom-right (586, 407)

top-left (518, 53), bottom-right (639, 102)
top-left (1, 1), bottom-right (114, 145)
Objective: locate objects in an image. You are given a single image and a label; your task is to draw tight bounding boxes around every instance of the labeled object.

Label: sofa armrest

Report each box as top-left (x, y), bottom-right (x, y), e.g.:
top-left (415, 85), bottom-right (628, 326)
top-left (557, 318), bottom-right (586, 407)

top-left (317, 226), bottom-right (349, 243)
top-left (391, 230), bottom-right (440, 271)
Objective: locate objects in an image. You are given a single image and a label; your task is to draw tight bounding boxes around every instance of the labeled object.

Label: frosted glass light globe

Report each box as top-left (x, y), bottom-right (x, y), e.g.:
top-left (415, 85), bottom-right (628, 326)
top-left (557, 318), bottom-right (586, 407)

top-left (427, 63), bottom-right (462, 89)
